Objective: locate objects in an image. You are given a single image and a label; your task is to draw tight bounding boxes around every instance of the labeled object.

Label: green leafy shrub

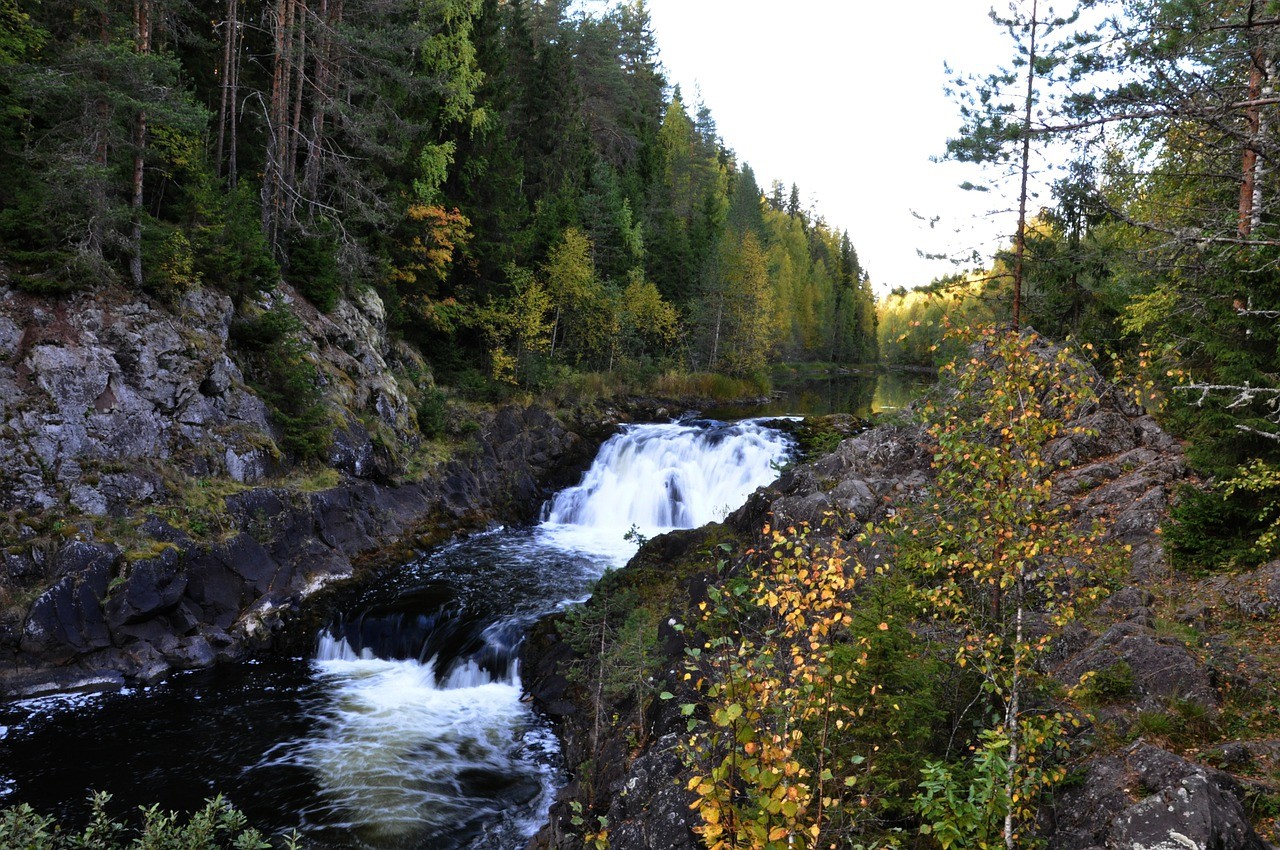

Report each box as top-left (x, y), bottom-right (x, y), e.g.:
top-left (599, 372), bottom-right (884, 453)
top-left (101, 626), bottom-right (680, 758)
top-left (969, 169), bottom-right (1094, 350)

top-left (230, 306), bottom-right (330, 463)
top-left (0, 791), bottom-right (280, 849)
top-left (1132, 709), bottom-right (1177, 740)
top-left (1080, 660), bottom-right (1135, 705)
top-left (141, 221), bottom-right (201, 297)
top-left (195, 183), bottom-right (279, 301)
top-left (1166, 483), bottom-right (1271, 572)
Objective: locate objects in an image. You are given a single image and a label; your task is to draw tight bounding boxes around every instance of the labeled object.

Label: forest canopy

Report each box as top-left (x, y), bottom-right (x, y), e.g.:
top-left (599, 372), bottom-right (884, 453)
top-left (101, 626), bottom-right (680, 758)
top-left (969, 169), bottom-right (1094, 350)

top-left (0, 0), bottom-right (878, 385)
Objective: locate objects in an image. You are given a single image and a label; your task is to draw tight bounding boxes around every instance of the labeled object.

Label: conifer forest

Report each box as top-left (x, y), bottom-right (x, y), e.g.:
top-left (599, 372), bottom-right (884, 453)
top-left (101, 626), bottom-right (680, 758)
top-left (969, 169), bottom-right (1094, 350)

top-left (0, 0), bottom-right (877, 386)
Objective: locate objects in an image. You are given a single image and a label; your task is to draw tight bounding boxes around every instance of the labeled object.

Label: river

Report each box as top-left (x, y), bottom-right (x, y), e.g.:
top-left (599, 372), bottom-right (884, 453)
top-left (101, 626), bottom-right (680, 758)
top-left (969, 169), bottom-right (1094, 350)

top-left (0, 419), bottom-right (793, 848)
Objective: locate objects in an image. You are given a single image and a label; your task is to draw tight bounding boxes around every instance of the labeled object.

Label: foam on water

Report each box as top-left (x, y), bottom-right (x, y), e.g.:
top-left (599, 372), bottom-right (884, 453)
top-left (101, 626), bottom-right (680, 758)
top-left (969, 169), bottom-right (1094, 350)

top-left (257, 648), bottom-right (551, 847)
top-left (543, 420), bottom-right (793, 539)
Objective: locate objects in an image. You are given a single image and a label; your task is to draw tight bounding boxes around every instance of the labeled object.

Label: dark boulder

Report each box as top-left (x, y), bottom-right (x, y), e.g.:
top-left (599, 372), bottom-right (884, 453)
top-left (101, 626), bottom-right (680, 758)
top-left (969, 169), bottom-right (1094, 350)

top-left (20, 543), bottom-right (118, 662)
top-left (1058, 626), bottom-right (1217, 710)
top-left (104, 546), bottom-right (187, 626)
top-left (1109, 775), bottom-right (1265, 850)
top-left (1047, 742), bottom-right (1266, 850)
top-left (604, 734), bottom-right (699, 850)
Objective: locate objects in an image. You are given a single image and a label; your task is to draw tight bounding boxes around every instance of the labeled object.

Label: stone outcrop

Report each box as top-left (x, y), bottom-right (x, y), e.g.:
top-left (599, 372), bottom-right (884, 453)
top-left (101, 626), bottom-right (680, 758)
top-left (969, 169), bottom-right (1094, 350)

top-left (0, 280), bottom-right (608, 696)
top-left (1046, 742), bottom-right (1268, 850)
top-left (0, 280), bottom-right (435, 516)
top-left (0, 286), bottom-right (273, 513)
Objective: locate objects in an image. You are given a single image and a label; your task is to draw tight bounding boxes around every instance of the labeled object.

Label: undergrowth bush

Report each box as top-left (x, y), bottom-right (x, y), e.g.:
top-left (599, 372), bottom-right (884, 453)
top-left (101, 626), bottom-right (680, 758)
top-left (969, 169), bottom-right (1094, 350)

top-left (230, 306), bottom-right (330, 463)
top-left (676, 327), bottom-right (1119, 850)
top-left (0, 792), bottom-right (289, 849)
top-left (1167, 482), bottom-right (1273, 572)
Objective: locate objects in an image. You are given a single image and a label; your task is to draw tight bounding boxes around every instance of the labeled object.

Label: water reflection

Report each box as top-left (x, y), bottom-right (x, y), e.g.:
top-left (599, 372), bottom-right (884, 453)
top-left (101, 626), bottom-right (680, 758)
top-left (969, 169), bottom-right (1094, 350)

top-left (704, 369), bottom-right (930, 420)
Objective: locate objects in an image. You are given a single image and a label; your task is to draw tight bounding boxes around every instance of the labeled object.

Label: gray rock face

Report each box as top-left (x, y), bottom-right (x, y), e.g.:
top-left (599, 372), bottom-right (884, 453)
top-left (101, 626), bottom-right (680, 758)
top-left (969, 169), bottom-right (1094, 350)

top-left (1047, 743), bottom-right (1267, 850)
top-left (1059, 627), bottom-right (1217, 710)
top-left (735, 423), bottom-right (931, 533)
top-left (291, 285), bottom-right (415, 443)
top-left (1110, 775), bottom-right (1260, 850)
top-left (1203, 560), bottom-right (1280, 620)
top-left (0, 281), bottom-right (436, 516)
top-left (0, 286), bottom-right (273, 511)
top-left (604, 735), bottom-right (699, 850)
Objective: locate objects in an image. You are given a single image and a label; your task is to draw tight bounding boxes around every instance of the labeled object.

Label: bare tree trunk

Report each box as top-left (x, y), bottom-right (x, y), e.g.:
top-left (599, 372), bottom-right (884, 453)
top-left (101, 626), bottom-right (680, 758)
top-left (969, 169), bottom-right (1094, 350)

top-left (263, 0), bottom-right (296, 247)
top-left (1012, 0), bottom-right (1039, 333)
top-left (284, 0), bottom-right (307, 225)
top-left (1255, 57), bottom-right (1275, 233)
top-left (215, 0), bottom-right (234, 177)
top-left (88, 12), bottom-right (111, 260)
top-left (709, 296), bottom-right (723, 370)
top-left (301, 0), bottom-right (336, 217)
top-left (228, 0), bottom-right (242, 187)
top-left (215, 0), bottom-right (243, 186)
top-left (129, 0), bottom-right (152, 289)
top-left (1240, 47), bottom-right (1265, 238)
top-left (1003, 583), bottom-right (1024, 850)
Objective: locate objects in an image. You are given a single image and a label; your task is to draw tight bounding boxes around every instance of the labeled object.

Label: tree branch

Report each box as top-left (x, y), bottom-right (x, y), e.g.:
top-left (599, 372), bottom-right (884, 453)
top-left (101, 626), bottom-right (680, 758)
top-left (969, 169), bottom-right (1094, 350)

top-left (1034, 97), bottom-right (1280, 134)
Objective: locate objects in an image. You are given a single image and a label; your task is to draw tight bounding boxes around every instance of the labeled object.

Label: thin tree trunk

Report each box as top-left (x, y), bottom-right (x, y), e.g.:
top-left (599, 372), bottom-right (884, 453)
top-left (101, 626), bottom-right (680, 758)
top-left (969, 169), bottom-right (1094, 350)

top-left (1240, 47), bottom-right (1265, 238)
top-left (263, 0), bottom-right (296, 246)
top-left (1012, 0), bottom-right (1039, 333)
top-left (1004, 582), bottom-right (1024, 850)
top-left (215, 0), bottom-right (235, 177)
top-left (1251, 56), bottom-right (1273, 234)
top-left (86, 10), bottom-right (111, 258)
top-left (228, 0), bottom-right (241, 187)
top-left (302, 0), bottom-right (335, 216)
top-left (129, 0), bottom-right (152, 289)
top-left (284, 1), bottom-right (307, 225)
top-left (709, 297), bottom-right (723, 370)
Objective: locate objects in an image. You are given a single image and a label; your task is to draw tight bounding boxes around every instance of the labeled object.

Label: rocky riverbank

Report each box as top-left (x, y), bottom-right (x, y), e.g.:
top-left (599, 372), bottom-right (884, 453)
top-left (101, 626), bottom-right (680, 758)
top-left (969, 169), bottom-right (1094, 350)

top-left (0, 281), bottom-right (621, 697)
top-left (522, 365), bottom-right (1280, 849)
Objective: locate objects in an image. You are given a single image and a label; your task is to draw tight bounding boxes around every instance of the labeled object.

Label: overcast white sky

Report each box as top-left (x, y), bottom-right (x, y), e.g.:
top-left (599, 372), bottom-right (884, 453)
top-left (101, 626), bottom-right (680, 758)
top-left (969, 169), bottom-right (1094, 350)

top-left (644, 0), bottom-right (1020, 294)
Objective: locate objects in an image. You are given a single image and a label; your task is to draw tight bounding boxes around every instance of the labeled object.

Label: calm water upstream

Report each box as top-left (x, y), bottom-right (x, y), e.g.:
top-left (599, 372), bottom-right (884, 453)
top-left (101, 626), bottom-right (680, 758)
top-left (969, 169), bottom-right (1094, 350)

top-left (0, 419), bottom-right (793, 849)
top-left (702, 369), bottom-right (930, 420)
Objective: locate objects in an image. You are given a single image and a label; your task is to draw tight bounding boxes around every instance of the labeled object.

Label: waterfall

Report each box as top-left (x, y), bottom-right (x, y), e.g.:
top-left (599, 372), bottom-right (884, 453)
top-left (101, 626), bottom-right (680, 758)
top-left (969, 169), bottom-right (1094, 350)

top-left (282, 419), bottom-right (792, 849)
top-left (544, 419), bottom-right (793, 533)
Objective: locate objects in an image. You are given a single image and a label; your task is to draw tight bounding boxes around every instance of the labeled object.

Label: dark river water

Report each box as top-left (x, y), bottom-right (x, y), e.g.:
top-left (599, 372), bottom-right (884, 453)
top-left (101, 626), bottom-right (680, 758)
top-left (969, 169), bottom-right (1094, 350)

top-left (0, 420), bottom-right (795, 849)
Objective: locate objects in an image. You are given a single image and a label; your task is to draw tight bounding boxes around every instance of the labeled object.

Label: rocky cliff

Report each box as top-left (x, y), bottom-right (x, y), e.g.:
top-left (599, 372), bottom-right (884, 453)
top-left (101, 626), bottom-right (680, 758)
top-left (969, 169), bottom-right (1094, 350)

top-left (0, 282), bottom-right (601, 697)
top-left (523, 375), bottom-right (1280, 850)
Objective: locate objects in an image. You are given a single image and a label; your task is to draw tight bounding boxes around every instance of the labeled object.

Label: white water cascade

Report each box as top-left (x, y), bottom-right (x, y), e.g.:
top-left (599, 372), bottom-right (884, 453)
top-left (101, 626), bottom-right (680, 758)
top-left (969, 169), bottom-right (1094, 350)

top-left (539, 419), bottom-right (794, 565)
top-left (266, 419), bottom-right (794, 849)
